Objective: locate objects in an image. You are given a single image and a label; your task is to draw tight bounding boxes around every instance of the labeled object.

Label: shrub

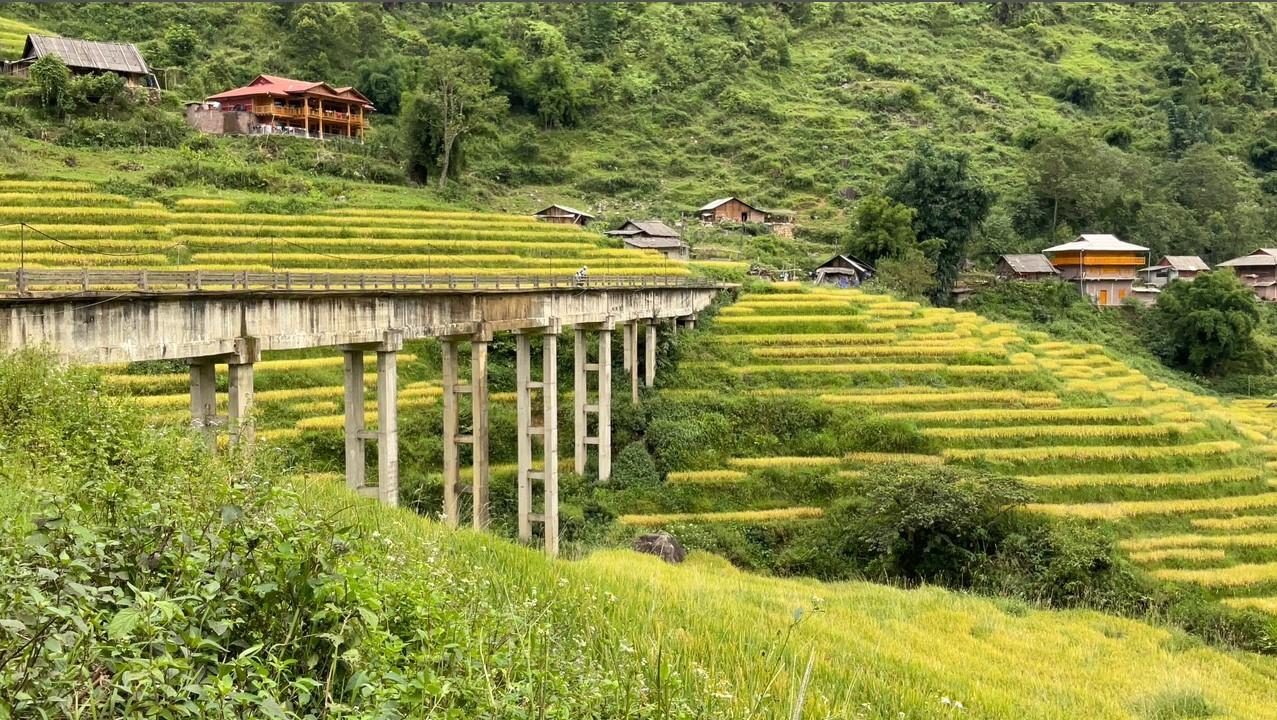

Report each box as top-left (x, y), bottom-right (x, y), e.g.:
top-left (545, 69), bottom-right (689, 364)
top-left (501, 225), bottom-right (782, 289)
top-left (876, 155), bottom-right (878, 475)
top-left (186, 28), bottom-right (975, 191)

top-left (825, 465), bottom-right (1031, 586)
top-left (611, 441), bottom-right (659, 488)
top-left (1102, 123), bottom-right (1134, 149)
top-left (1051, 74), bottom-right (1100, 109)
top-left (1250, 138), bottom-right (1277, 173)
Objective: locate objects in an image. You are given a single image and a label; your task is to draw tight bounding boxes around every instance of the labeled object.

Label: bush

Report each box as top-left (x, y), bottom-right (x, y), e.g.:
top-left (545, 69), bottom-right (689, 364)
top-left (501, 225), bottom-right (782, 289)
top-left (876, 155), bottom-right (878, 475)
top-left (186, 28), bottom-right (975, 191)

top-left (1102, 123), bottom-right (1134, 149)
top-left (611, 441), bottom-right (659, 488)
top-left (1250, 138), bottom-right (1277, 173)
top-left (1051, 74), bottom-right (1100, 109)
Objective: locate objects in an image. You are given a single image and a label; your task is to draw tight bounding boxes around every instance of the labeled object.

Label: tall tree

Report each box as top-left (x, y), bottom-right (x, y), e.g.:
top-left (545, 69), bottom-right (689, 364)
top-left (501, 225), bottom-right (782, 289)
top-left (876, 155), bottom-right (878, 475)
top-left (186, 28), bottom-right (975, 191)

top-left (1150, 270), bottom-right (1262, 376)
top-left (850, 195), bottom-right (916, 263)
top-left (886, 142), bottom-right (993, 304)
top-left (401, 47), bottom-right (506, 188)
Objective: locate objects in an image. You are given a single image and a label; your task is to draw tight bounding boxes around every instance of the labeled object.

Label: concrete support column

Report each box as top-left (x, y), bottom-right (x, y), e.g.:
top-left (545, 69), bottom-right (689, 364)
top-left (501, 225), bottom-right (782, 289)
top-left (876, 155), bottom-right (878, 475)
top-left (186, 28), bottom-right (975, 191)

top-left (542, 330), bottom-right (560, 557)
top-left (376, 347), bottom-right (399, 507)
top-left (470, 338), bottom-right (490, 530)
top-left (573, 328), bottom-right (588, 476)
top-left (622, 321), bottom-right (633, 372)
top-left (441, 339), bottom-right (461, 528)
top-left (597, 327), bottom-right (613, 482)
top-left (687, 313), bottom-right (697, 330)
top-left (227, 360), bottom-right (254, 447)
top-left (188, 360), bottom-right (217, 447)
top-left (515, 323), bottom-right (561, 556)
top-left (343, 349), bottom-right (366, 492)
top-left (645, 321), bottom-right (657, 388)
top-left (629, 320), bottom-right (640, 403)
top-left (516, 332), bottom-right (534, 542)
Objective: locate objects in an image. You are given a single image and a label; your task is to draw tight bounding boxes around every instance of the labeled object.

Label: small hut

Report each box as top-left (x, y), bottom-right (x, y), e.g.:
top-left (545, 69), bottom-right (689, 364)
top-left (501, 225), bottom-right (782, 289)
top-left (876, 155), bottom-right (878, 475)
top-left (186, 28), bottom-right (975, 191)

top-left (605, 220), bottom-right (689, 261)
top-left (1218, 249), bottom-right (1277, 301)
top-left (1137, 256), bottom-right (1209, 287)
top-left (697, 197), bottom-right (766, 225)
top-left (812, 254), bottom-right (875, 288)
top-left (533, 204), bottom-right (594, 226)
top-left (3, 35), bottom-right (157, 90)
top-left (996, 254), bottom-right (1058, 281)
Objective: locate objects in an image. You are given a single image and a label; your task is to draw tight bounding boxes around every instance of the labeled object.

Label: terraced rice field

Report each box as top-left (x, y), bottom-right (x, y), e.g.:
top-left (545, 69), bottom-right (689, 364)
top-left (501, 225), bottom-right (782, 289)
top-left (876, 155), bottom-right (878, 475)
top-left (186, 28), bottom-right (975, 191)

top-left (0, 16), bottom-right (42, 56)
top-left (625, 285), bottom-right (1277, 611)
top-left (0, 179), bottom-right (687, 282)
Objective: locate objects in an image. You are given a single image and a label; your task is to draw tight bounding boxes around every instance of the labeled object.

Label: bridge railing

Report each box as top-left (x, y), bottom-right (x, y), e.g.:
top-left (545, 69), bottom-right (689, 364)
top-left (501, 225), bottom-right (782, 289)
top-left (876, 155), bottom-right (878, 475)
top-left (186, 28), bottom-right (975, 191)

top-left (0, 269), bottom-right (722, 296)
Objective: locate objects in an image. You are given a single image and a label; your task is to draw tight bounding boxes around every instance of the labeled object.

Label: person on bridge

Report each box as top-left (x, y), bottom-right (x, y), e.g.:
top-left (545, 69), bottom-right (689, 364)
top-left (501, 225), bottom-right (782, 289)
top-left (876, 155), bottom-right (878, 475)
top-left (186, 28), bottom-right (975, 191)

top-left (574, 266), bottom-right (589, 287)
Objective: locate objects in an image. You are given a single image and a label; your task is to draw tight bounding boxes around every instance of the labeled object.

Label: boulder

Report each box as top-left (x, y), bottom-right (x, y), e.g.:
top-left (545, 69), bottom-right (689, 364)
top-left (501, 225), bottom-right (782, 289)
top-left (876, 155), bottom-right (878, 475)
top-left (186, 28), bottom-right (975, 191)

top-left (632, 531), bottom-right (686, 564)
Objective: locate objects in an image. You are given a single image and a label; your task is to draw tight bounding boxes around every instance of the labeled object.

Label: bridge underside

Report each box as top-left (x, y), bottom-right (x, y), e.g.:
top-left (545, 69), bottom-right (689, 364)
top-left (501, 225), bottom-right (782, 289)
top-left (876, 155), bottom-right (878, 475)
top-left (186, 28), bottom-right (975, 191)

top-left (0, 285), bottom-right (722, 557)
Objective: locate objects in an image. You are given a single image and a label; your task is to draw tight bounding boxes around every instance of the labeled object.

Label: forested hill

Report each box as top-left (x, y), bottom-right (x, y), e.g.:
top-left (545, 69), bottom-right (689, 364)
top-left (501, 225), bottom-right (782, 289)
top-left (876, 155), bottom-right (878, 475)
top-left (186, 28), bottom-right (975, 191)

top-left (5, 3), bottom-right (1277, 263)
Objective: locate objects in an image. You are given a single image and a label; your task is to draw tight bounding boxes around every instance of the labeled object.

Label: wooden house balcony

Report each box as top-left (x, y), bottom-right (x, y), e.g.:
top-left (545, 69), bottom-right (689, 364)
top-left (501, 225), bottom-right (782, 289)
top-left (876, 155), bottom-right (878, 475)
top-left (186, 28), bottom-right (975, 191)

top-left (251, 103), bottom-right (369, 127)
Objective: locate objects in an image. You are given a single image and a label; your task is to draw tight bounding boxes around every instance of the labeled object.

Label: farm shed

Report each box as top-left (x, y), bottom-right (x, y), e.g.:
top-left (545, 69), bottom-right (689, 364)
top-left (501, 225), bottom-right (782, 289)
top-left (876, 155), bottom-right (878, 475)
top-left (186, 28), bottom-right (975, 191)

top-left (1138, 256), bottom-right (1209, 288)
top-left (605, 220), bottom-right (689, 261)
top-left (533, 204), bottom-right (594, 226)
top-left (996, 254), bottom-right (1058, 281)
top-left (1218, 249), bottom-right (1277, 301)
top-left (812, 254), bottom-right (875, 288)
top-left (2, 34), bottom-right (157, 89)
top-left (1043, 234), bottom-right (1149, 307)
top-left (698, 197), bottom-right (766, 225)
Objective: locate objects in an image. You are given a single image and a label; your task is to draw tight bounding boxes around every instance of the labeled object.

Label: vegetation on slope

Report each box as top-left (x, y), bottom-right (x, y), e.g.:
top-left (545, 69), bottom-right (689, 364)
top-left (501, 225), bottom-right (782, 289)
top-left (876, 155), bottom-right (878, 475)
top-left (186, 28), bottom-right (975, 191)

top-left (3, 3), bottom-right (1277, 272)
top-left (8, 352), bottom-right (1277, 718)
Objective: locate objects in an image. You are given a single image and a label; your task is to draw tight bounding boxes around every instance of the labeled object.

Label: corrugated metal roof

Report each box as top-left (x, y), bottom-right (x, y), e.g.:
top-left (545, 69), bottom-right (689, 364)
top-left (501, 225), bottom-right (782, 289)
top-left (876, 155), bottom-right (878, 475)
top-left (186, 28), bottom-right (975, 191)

top-left (534, 204), bottom-right (594, 219)
top-left (698, 197), bottom-right (761, 213)
top-left (1044, 234), bottom-right (1149, 253)
top-left (26, 34), bottom-right (150, 75)
top-left (206, 74), bottom-right (375, 109)
top-left (607, 219), bottom-right (680, 238)
top-left (999, 254), bottom-right (1057, 274)
top-left (1159, 256), bottom-right (1209, 272)
top-left (620, 235), bottom-right (686, 250)
top-left (1219, 251), bottom-right (1277, 268)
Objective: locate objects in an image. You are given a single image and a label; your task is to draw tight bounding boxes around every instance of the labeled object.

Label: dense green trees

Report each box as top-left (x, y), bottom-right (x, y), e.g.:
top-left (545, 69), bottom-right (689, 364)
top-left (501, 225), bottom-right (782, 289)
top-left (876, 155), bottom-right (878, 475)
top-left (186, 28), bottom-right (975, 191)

top-left (1150, 270), bottom-right (1263, 377)
top-left (848, 195), bottom-right (916, 263)
top-left (401, 47), bottom-right (506, 187)
top-left (886, 142), bottom-right (994, 303)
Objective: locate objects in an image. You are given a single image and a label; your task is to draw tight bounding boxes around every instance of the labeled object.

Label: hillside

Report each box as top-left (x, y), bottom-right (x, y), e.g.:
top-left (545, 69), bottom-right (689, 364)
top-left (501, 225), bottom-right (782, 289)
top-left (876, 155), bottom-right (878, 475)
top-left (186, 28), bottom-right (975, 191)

top-left (2, 3), bottom-right (1277, 268)
top-left (7, 353), bottom-right (1277, 718)
top-left (611, 285), bottom-right (1277, 615)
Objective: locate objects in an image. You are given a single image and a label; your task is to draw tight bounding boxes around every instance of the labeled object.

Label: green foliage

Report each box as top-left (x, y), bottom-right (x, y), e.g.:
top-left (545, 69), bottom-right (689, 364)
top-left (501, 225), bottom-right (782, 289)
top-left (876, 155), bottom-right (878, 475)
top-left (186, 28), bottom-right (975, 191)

top-left (28, 54), bottom-right (70, 114)
top-left (611, 441), bottom-right (661, 489)
top-left (826, 466), bottom-right (1031, 585)
top-left (401, 46), bottom-right (507, 187)
top-left (1250, 137), bottom-right (1277, 173)
top-left (849, 194), bottom-right (916, 263)
top-left (864, 246), bottom-right (938, 301)
top-left (1051, 74), bottom-right (1101, 109)
top-left (1149, 270), bottom-right (1263, 376)
top-left (161, 23), bottom-right (199, 66)
top-left (886, 141), bottom-right (994, 303)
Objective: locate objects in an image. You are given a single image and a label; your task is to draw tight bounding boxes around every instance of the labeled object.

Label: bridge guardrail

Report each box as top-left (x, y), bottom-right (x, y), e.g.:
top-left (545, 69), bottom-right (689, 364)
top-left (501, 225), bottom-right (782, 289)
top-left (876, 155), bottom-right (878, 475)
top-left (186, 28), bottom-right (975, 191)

top-left (0, 269), bottom-right (725, 296)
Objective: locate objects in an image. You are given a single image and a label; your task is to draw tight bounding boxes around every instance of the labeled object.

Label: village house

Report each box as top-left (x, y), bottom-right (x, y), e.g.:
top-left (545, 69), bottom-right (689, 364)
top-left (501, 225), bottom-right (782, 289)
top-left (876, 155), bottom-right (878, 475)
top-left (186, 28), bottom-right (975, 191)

top-left (2, 34), bottom-right (158, 90)
top-left (605, 220), bottom-right (690, 261)
top-left (1137, 256), bottom-right (1209, 288)
top-left (697, 197), bottom-right (766, 225)
top-left (1218, 249), bottom-right (1277, 301)
top-left (533, 204), bottom-right (594, 226)
top-left (187, 74), bottom-right (373, 141)
top-left (996, 254), bottom-right (1058, 282)
top-left (812, 254), bottom-right (875, 288)
top-left (1043, 234), bottom-right (1149, 307)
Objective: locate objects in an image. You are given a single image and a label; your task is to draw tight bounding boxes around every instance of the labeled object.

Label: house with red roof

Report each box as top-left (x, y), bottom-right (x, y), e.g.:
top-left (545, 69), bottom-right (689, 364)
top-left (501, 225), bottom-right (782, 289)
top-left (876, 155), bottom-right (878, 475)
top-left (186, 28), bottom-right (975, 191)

top-left (190, 74), bottom-right (374, 141)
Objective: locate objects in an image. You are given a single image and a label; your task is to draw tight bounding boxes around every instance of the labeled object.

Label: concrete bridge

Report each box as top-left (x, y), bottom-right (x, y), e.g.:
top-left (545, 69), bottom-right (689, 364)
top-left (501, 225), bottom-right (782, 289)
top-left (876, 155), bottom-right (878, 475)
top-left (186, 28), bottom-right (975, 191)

top-left (0, 272), bottom-right (726, 556)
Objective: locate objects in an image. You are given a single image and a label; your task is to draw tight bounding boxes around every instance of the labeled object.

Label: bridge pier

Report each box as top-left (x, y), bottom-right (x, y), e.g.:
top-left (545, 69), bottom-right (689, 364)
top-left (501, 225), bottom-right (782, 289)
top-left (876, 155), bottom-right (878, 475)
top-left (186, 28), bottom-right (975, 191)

top-left (573, 320), bottom-right (613, 484)
top-left (342, 330), bottom-right (401, 506)
top-left (516, 322), bottom-right (561, 555)
top-left (628, 320), bottom-right (640, 403)
top-left (442, 328), bottom-right (492, 530)
top-left (188, 337), bottom-right (258, 449)
top-left (645, 320), bottom-right (657, 388)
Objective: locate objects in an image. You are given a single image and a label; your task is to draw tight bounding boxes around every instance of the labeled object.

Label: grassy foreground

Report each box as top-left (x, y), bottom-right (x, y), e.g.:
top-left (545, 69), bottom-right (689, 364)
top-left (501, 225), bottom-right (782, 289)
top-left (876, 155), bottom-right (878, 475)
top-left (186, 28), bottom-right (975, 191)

top-left (3, 355), bottom-right (1277, 718)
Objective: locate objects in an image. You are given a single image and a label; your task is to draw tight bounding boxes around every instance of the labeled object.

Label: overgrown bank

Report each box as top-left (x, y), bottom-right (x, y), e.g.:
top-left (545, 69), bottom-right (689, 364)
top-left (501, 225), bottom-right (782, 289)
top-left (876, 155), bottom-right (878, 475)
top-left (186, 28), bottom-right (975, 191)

top-left (9, 353), bottom-right (1277, 718)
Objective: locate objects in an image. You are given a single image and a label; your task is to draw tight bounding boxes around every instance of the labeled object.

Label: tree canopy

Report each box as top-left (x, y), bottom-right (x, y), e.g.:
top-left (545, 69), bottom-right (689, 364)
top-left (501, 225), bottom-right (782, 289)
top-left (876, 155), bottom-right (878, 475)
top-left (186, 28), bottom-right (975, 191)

top-left (1150, 270), bottom-right (1263, 376)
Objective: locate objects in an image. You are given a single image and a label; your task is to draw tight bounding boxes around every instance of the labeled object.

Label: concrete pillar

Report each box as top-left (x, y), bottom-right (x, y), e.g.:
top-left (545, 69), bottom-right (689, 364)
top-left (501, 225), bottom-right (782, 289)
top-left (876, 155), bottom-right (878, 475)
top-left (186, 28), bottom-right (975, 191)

top-left (645, 321), bottom-right (657, 388)
top-left (188, 360), bottom-right (217, 447)
top-left (622, 321), bottom-right (633, 371)
top-left (516, 332), bottom-right (534, 543)
top-left (598, 327), bottom-right (613, 482)
top-left (376, 348), bottom-right (398, 507)
top-left (470, 338), bottom-right (490, 530)
top-left (687, 314), bottom-right (697, 330)
top-left (542, 330), bottom-right (560, 557)
top-left (343, 349), bottom-right (366, 492)
top-left (227, 360), bottom-right (254, 447)
top-left (441, 339), bottom-right (461, 528)
top-left (629, 320), bottom-right (640, 404)
top-left (573, 328), bottom-right (588, 476)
